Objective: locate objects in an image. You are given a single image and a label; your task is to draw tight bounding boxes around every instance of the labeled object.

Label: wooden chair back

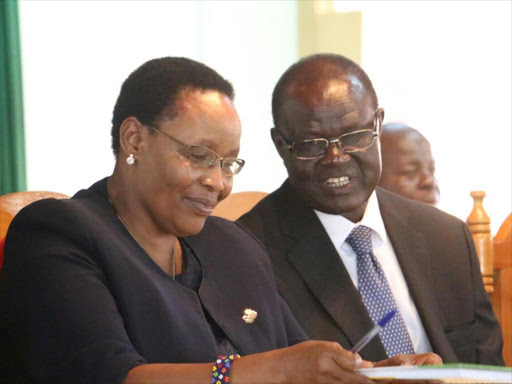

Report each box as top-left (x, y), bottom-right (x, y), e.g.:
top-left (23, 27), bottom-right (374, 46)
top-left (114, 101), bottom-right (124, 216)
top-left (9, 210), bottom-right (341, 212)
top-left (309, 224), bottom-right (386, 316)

top-left (0, 191), bottom-right (69, 239)
top-left (467, 191), bottom-right (512, 366)
top-left (492, 213), bottom-right (511, 367)
top-left (212, 191), bottom-right (268, 221)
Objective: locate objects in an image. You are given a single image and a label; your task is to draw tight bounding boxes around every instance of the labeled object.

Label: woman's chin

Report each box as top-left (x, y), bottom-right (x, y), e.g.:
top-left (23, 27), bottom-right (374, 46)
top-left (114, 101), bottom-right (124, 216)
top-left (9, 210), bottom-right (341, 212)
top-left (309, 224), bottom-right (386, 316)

top-left (172, 217), bottom-right (208, 238)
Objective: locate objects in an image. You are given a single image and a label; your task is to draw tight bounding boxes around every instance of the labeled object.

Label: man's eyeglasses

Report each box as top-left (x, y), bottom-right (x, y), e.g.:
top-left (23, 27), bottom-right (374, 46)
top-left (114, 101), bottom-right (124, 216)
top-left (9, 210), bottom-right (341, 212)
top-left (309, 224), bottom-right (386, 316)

top-left (146, 125), bottom-right (245, 176)
top-left (275, 108), bottom-right (383, 160)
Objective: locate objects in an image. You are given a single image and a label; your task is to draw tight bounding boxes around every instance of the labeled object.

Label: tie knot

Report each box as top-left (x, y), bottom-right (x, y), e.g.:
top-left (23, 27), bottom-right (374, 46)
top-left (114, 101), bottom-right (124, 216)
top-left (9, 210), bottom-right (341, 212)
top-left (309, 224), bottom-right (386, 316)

top-left (346, 225), bottom-right (373, 255)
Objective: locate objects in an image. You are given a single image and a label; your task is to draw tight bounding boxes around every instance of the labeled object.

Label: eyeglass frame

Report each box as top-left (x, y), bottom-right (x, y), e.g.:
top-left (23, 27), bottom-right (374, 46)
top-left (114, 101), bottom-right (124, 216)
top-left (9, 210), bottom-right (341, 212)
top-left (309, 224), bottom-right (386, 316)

top-left (145, 124), bottom-right (245, 176)
top-left (273, 108), bottom-right (384, 160)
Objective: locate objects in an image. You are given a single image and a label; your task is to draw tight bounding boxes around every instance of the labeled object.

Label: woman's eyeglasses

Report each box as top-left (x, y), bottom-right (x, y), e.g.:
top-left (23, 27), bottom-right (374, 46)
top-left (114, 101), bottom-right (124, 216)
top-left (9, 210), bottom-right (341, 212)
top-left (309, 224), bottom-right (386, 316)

top-left (146, 125), bottom-right (245, 176)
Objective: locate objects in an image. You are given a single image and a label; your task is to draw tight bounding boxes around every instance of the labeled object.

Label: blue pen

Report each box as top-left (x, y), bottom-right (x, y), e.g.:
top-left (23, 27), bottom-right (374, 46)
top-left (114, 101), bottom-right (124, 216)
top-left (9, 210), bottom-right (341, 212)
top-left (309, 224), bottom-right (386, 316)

top-left (350, 309), bottom-right (397, 353)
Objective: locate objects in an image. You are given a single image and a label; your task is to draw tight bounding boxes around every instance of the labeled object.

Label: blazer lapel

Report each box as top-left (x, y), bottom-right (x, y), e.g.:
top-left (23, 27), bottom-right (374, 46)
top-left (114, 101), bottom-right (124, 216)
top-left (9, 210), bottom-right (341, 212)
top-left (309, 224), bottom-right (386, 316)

top-left (278, 184), bottom-right (387, 359)
top-left (377, 188), bottom-right (458, 362)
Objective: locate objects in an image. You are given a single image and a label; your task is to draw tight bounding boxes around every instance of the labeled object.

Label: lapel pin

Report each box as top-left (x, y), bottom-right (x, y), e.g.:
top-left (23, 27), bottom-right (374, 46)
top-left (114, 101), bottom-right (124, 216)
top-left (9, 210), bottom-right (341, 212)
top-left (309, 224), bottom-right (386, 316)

top-left (242, 308), bottom-right (257, 323)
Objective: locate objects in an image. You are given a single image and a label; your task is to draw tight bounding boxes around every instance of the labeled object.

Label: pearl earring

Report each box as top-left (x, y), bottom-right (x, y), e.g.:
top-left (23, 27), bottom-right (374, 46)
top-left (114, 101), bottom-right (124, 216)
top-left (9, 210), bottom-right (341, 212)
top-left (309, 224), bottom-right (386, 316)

top-left (126, 154), bottom-right (135, 165)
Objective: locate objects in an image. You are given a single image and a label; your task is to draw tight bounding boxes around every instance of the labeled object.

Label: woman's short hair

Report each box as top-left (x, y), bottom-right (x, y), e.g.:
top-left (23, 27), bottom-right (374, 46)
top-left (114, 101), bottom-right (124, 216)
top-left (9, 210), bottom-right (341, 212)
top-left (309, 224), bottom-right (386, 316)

top-left (111, 57), bottom-right (235, 155)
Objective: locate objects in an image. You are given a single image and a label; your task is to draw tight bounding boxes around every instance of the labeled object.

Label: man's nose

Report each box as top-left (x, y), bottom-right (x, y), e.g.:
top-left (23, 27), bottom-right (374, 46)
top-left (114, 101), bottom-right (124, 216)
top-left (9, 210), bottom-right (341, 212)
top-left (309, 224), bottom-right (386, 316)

top-left (320, 141), bottom-right (351, 165)
top-left (419, 169), bottom-right (436, 187)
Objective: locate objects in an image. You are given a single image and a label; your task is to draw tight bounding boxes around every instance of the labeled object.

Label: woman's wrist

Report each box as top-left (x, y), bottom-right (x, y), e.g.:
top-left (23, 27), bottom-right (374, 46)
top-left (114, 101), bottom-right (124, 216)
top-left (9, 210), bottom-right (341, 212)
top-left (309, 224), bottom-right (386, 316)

top-left (212, 354), bottom-right (241, 384)
top-left (228, 348), bottom-right (288, 384)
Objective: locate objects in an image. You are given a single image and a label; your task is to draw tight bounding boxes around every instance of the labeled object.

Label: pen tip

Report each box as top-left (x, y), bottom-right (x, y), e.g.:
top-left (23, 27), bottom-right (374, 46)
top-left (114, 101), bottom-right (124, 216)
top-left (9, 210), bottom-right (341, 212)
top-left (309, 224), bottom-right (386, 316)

top-left (378, 309), bottom-right (397, 327)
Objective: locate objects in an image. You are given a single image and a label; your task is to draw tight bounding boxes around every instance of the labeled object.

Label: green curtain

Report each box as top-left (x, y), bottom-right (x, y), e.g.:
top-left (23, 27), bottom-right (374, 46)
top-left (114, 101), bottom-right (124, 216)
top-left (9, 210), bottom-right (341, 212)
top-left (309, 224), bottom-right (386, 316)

top-left (0, 0), bottom-right (26, 194)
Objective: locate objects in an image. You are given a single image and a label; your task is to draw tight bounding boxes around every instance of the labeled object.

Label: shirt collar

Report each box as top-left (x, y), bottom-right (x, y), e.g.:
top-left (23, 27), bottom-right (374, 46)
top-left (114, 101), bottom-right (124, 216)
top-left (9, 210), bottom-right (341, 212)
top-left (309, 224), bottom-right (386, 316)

top-left (314, 191), bottom-right (386, 249)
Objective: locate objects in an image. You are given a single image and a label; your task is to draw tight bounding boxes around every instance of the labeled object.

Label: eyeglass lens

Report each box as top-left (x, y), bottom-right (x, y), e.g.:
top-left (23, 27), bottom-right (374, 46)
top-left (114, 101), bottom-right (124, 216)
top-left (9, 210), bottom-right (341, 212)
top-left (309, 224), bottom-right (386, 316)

top-left (187, 146), bottom-right (244, 176)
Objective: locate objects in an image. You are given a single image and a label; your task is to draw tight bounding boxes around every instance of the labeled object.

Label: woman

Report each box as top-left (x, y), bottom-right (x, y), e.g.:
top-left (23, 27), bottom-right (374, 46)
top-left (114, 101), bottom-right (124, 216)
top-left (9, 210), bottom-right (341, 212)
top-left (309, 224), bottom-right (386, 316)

top-left (0, 57), bottom-right (439, 384)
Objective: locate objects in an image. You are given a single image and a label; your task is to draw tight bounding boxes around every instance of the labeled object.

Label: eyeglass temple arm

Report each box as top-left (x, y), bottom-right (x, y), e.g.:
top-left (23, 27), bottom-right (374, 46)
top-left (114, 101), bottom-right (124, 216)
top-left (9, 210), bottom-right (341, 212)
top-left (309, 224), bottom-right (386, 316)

top-left (374, 108), bottom-right (384, 134)
top-left (272, 128), bottom-right (295, 152)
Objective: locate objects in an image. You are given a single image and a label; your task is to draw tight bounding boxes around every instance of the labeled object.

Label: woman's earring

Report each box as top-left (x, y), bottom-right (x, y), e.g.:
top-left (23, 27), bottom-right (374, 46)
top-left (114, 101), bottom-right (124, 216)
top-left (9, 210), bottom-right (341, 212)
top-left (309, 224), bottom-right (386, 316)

top-left (126, 154), bottom-right (135, 165)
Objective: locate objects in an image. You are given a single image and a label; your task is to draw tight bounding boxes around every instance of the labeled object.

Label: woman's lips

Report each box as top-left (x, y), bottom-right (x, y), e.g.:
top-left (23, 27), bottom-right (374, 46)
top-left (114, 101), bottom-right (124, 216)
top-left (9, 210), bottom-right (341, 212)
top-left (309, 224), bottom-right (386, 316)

top-left (185, 197), bottom-right (217, 216)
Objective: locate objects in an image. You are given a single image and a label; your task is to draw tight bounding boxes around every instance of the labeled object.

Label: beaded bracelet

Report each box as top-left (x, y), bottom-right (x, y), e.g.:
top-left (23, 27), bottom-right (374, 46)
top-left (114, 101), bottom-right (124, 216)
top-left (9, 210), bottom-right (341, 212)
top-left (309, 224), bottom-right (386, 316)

top-left (211, 354), bottom-right (241, 384)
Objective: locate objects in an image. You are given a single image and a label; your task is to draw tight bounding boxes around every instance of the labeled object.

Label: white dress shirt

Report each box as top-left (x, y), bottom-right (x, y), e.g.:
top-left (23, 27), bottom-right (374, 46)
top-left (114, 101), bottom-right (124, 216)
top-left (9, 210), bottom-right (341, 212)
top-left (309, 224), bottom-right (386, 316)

top-left (314, 191), bottom-right (433, 354)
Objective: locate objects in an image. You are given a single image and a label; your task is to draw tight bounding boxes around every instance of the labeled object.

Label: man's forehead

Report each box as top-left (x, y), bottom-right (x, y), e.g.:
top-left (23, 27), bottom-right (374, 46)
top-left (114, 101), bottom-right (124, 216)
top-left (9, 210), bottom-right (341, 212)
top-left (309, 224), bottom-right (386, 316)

top-left (281, 97), bottom-right (362, 123)
top-left (383, 129), bottom-right (428, 146)
top-left (281, 83), bottom-right (374, 125)
top-left (384, 134), bottom-right (432, 157)
top-left (285, 74), bottom-right (366, 105)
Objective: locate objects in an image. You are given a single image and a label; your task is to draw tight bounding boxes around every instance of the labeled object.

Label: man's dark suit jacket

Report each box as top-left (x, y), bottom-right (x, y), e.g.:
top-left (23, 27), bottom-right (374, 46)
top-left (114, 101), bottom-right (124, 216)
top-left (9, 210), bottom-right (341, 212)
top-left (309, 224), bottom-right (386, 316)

top-left (0, 178), bottom-right (307, 384)
top-left (238, 180), bottom-right (504, 365)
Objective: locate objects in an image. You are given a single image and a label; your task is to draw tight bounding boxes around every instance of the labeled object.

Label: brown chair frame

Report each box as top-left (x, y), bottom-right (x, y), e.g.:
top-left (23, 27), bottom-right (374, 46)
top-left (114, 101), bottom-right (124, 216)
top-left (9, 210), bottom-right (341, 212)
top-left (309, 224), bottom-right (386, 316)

top-left (0, 191), bottom-right (69, 239)
top-left (467, 191), bottom-right (512, 366)
top-left (211, 191), bottom-right (268, 221)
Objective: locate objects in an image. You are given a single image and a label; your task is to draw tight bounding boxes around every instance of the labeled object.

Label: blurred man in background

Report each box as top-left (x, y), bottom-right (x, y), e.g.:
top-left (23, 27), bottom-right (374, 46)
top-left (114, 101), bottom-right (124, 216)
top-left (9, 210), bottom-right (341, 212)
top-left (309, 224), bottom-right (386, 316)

top-left (378, 123), bottom-right (439, 205)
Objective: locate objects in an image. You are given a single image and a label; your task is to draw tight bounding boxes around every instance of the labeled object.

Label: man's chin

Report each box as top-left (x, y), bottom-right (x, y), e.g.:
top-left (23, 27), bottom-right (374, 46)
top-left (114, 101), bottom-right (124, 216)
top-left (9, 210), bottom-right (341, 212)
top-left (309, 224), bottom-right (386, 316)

top-left (310, 196), bottom-right (368, 220)
top-left (415, 192), bottom-right (440, 206)
top-left (421, 197), bottom-right (439, 206)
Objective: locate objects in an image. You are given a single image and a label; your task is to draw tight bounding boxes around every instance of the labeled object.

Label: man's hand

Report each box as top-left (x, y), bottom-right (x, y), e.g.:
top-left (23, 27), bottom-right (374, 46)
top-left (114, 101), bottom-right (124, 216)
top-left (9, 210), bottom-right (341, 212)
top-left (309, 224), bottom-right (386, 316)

top-left (373, 353), bottom-right (443, 367)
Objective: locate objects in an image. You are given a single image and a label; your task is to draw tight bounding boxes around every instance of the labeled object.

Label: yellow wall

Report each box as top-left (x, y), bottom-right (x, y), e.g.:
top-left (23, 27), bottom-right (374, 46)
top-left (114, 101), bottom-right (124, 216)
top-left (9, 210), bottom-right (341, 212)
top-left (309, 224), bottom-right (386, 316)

top-left (298, 1), bottom-right (361, 64)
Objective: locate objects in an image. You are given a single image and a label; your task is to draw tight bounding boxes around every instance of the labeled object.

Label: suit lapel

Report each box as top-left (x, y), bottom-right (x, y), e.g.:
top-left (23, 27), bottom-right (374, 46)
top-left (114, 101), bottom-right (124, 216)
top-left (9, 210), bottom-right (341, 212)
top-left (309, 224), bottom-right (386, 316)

top-left (277, 184), bottom-right (387, 359)
top-left (377, 188), bottom-right (457, 361)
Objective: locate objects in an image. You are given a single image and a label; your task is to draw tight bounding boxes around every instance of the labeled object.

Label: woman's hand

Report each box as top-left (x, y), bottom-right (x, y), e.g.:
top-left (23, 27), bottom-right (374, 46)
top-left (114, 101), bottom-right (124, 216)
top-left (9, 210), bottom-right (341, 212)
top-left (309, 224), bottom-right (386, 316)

top-left (373, 353), bottom-right (442, 367)
top-left (230, 340), bottom-right (374, 384)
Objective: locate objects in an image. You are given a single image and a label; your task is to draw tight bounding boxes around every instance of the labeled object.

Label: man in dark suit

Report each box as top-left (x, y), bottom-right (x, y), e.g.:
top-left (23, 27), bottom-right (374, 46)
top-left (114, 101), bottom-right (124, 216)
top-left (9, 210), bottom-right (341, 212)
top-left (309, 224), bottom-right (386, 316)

top-left (238, 53), bottom-right (503, 365)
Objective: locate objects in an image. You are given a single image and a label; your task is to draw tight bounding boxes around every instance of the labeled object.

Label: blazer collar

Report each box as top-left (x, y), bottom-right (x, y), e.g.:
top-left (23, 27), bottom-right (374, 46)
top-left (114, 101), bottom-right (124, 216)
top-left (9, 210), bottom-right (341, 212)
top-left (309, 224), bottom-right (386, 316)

top-left (276, 181), bottom-right (387, 360)
top-left (275, 183), bottom-right (457, 361)
top-left (376, 188), bottom-right (457, 361)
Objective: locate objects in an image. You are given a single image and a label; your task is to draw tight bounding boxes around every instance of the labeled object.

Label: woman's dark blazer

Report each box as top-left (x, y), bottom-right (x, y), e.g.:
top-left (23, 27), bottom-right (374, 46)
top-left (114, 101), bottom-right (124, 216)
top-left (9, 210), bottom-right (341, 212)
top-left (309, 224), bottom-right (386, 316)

top-left (0, 178), bottom-right (307, 384)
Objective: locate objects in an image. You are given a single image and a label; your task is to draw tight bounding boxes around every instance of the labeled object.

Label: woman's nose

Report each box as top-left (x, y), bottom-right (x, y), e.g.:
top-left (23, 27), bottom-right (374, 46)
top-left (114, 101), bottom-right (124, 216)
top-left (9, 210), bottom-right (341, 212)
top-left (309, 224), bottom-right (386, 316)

top-left (201, 163), bottom-right (227, 192)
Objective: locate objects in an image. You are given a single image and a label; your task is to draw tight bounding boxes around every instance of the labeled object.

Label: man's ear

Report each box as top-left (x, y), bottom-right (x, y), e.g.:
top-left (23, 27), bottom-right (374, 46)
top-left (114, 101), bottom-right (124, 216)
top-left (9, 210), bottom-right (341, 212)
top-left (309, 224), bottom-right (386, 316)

top-left (270, 128), bottom-right (287, 159)
top-left (119, 117), bottom-right (144, 160)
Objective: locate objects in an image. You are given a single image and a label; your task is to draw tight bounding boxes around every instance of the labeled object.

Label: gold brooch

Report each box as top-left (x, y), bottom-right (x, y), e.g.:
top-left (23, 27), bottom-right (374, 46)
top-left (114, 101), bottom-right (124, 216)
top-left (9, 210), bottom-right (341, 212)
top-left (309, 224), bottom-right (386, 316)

top-left (242, 308), bottom-right (257, 323)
